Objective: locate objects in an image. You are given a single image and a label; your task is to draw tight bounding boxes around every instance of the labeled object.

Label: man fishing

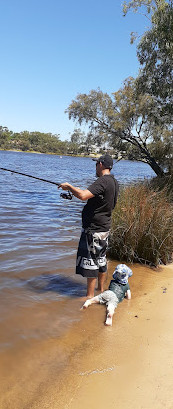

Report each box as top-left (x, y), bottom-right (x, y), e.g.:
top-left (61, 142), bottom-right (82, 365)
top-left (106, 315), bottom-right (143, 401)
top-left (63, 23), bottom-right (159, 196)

top-left (58, 154), bottom-right (119, 298)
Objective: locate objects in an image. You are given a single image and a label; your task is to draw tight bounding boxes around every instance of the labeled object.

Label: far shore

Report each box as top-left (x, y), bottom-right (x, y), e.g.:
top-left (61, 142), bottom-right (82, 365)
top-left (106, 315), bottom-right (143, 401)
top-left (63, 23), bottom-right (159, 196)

top-left (0, 148), bottom-right (99, 157)
top-left (0, 148), bottom-right (123, 159)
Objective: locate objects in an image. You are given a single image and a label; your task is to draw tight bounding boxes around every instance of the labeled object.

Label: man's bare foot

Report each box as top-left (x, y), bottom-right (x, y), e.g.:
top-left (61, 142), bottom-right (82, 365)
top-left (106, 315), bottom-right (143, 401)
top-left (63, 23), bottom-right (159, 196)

top-left (105, 314), bottom-right (113, 326)
top-left (79, 294), bottom-right (94, 302)
top-left (96, 286), bottom-right (103, 292)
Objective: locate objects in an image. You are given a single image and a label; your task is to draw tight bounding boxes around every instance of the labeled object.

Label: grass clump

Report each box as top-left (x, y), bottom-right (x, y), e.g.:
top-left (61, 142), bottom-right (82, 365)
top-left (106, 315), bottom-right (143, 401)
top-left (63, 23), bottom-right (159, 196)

top-left (149, 173), bottom-right (173, 202)
top-left (109, 183), bottom-right (173, 266)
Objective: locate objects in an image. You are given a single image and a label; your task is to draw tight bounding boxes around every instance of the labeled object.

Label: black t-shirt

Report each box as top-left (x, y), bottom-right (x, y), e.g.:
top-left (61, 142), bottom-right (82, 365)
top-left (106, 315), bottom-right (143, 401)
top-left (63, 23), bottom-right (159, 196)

top-left (82, 174), bottom-right (119, 232)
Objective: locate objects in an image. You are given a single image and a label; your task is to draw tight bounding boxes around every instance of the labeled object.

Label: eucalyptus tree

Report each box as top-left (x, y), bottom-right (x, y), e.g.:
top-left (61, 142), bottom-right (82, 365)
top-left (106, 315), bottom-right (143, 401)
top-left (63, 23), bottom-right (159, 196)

top-left (66, 77), bottom-right (170, 177)
top-left (66, 0), bottom-right (172, 176)
top-left (123, 0), bottom-right (173, 122)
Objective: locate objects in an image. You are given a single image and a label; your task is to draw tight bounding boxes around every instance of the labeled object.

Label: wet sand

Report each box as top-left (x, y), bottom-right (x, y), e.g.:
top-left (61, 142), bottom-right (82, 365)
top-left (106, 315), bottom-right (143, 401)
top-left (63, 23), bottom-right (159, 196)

top-left (1, 261), bottom-right (173, 409)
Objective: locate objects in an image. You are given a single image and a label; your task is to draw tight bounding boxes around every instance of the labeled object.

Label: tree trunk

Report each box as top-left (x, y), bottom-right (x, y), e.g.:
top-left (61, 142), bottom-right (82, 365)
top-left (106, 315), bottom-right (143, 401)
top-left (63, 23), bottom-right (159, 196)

top-left (147, 157), bottom-right (165, 177)
top-left (137, 142), bottom-right (165, 177)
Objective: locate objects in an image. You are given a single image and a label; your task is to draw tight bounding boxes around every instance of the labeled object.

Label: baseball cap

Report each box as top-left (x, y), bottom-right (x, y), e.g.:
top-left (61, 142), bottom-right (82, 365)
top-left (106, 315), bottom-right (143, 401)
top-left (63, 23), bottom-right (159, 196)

top-left (92, 154), bottom-right (113, 169)
top-left (112, 264), bottom-right (133, 284)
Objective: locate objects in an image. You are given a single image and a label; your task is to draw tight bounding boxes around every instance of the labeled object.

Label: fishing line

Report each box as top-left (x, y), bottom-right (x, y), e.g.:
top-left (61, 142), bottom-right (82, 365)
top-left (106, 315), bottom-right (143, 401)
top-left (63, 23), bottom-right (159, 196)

top-left (0, 167), bottom-right (73, 200)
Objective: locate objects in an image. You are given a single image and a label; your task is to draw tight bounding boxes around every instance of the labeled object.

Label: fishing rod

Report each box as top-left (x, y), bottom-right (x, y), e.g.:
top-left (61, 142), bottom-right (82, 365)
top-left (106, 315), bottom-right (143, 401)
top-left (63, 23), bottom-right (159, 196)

top-left (0, 167), bottom-right (73, 200)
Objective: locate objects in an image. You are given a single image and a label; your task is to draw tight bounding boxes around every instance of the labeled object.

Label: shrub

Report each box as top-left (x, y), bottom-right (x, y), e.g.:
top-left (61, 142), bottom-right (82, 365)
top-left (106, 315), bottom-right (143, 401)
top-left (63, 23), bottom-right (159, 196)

top-left (149, 174), bottom-right (173, 202)
top-left (109, 183), bottom-right (173, 265)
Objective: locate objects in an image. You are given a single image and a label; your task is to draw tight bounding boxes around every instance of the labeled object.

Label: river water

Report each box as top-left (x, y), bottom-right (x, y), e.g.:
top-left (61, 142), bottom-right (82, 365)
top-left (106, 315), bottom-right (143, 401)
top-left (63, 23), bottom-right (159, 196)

top-left (0, 151), bottom-right (155, 348)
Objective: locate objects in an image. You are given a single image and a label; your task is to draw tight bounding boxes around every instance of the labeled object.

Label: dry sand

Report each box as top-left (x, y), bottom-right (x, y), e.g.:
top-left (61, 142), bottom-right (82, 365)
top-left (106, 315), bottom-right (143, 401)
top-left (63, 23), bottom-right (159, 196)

top-left (1, 262), bottom-right (173, 409)
top-left (46, 262), bottom-right (173, 409)
top-left (64, 263), bottom-right (173, 409)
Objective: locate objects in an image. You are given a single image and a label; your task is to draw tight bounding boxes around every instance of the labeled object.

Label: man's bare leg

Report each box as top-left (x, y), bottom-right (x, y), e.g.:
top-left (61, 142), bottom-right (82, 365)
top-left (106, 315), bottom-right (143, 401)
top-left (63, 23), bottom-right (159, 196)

top-left (97, 272), bottom-right (107, 292)
top-left (87, 277), bottom-right (97, 298)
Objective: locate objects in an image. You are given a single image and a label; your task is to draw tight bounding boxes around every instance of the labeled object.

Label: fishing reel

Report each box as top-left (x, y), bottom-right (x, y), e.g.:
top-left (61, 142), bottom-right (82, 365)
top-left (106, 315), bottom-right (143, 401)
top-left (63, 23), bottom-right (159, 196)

top-left (60, 191), bottom-right (73, 200)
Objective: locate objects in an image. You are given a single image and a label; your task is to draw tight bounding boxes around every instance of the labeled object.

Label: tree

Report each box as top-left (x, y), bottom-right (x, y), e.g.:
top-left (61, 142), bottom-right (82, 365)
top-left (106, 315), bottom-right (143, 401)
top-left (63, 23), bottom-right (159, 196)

top-left (123, 0), bottom-right (173, 122)
top-left (69, 128), bottom-right (86, 154)
top-left (0, 126), bottom-right (68, 154)
top-left (122, 0), bottom-right (173, 175)
top-left (0, 126), bottom-right (13, 149)
top-left (70, 128), bottom-right (85, 144)
top-left (66, 77), bottom-right (171, 177)
top-left (137, 4), bottom-right (173, 120)
top-left (66, 0), bottom-right (172, 176)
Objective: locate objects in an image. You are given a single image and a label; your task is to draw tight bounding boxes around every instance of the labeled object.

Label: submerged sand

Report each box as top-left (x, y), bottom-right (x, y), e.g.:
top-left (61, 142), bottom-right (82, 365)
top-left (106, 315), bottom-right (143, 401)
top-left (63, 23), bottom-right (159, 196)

top-left (1, 262), bottom-right (173, 409)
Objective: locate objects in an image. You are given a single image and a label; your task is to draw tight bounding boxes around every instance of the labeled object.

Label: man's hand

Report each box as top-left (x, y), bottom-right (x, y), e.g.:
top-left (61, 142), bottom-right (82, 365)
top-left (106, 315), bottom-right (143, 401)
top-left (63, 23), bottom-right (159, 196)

top-left (58, 183), bottom-right (71, 191)
top-left (58, 182), bottom-right (94, 201)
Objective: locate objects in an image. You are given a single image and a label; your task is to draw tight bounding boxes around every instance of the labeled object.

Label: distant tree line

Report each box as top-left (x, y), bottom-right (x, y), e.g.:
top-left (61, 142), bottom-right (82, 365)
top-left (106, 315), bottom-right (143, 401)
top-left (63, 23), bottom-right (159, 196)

top-left (0, 126), bottom-right (115, 156)
top-left (0, 127), bottom-right (68, 154)
top-left (0, 126), bottom-right (97, 156)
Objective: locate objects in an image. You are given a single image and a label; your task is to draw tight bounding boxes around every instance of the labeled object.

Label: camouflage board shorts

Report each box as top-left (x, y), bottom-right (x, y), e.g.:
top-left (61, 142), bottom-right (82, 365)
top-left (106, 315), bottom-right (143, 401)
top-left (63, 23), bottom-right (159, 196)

top-left (76, 228), bottom-right (109, 278)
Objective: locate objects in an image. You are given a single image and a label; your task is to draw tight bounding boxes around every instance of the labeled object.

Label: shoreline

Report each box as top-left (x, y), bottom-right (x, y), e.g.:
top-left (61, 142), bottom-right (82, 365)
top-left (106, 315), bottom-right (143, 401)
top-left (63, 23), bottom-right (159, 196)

top-left (0, 148), bottom-right (125, 159)
top-left (1, 261), bottom-right (173, 409)
top-left (0, 148), bottom-right (98, 157)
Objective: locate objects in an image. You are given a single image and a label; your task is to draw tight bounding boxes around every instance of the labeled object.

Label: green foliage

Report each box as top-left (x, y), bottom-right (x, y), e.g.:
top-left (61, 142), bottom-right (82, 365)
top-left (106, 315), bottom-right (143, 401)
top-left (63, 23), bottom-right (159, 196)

top-left (123, 0), bottom-right (157, 16)
top-left (109, 183), bottom-right (173, 265)
top-left (0, 126), bottom-right (68, 155)
top-left (66, 78), bottom-right (168, 176)
top-left (69, 128), bottom-right (85, 154)
top-left (70, 128), bottom-right (85, 144)
top-left (0, 126), bottom-right (13, 150)
top-left (66, 0), bottom-right (172, 176)
top-left (147, 127), bottom-right (173, 173)
top-left (137, 4), bottom-right (173, 120)
top-left (122, 0), bottom-right (173, 177)
top-left (149, 173), bottom-right (173, 201)
top-left (0, 125), bottom-right (104, 156)
top-left (123, 0), bottom-right (169, 17)
top-left (123, 0), bottom-right (173, 122)
top-left (0, 125), bottom-right (105, 156)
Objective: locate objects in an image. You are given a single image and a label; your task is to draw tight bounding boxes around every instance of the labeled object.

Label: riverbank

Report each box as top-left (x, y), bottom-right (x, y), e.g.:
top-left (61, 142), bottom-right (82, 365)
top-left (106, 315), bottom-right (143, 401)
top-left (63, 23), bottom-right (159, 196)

top-left (0, 148), bottom-right (102, 158)
top-left (65, 262), bottom-right (173, 409)
top-left (1, 261), bottom-right (173, 409)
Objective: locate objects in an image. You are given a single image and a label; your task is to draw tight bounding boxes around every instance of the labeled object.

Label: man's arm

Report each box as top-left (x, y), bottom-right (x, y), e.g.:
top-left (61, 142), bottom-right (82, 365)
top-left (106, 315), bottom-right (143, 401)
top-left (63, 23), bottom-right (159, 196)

top-left (58, 183), bottom-right (94, 201)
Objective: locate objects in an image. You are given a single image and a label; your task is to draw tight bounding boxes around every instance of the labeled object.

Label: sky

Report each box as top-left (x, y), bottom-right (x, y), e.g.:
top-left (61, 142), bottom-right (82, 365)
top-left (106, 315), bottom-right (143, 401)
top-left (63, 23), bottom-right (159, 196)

top-left (0, 0), bottom-right (150, 140)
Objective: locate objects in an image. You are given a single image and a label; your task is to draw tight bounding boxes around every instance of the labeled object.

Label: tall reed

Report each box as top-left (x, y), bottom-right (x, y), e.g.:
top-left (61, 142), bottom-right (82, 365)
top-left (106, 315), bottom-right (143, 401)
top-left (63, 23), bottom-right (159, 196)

top-left (109, 184), bottom-right (173, 265)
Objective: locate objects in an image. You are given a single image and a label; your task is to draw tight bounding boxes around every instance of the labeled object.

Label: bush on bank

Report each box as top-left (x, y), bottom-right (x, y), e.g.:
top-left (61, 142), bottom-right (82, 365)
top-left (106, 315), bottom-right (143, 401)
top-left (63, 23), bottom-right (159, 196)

top-left (109, 183), bottom-right (173, 266)
top-left (149, 173), bottom-right (173, 202)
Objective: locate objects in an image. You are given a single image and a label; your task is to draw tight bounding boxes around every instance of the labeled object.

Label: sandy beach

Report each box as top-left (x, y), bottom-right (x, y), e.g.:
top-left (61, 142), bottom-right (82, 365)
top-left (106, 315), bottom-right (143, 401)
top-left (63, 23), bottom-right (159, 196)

top-left (64, 262), bottom-right (173, 409)
top-left (1, 261), bottom-right (173, 409)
